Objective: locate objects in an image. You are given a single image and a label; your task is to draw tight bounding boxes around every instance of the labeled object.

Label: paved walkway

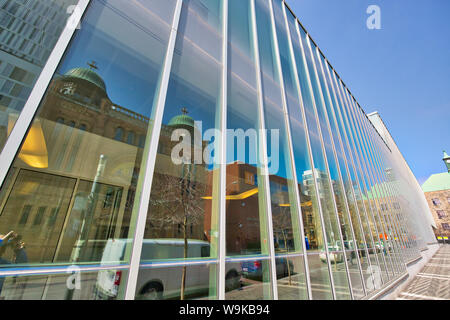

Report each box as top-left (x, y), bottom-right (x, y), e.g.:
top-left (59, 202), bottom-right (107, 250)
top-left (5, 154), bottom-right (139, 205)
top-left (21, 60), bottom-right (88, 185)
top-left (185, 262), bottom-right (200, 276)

top-left (397, 245), bottom-right (450, 300)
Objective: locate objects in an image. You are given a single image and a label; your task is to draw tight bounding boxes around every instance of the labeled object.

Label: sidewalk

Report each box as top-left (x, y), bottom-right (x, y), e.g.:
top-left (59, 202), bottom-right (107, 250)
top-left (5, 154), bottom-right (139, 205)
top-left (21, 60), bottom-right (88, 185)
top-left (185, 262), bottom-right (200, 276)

top-left (396, 245), bottom-right (450, 300)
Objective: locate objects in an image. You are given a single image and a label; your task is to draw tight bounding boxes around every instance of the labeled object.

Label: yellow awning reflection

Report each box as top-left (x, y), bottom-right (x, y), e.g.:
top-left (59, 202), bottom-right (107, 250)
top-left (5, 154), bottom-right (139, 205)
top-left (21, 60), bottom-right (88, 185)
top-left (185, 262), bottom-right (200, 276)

top-left (202, 188), bottom-right (258, 200)
top-left (8, 117), bottom-right (48, 168)
top-left (279, 201), bottom-right (312, 207)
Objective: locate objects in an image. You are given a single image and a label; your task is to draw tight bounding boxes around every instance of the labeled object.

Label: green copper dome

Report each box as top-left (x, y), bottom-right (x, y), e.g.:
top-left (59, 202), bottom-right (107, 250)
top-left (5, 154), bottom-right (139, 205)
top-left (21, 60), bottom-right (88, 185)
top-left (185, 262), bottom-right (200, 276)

top-left (168, 114), bottom-right (196, 128)
top-left (64, 67), bottom-right (107, 92)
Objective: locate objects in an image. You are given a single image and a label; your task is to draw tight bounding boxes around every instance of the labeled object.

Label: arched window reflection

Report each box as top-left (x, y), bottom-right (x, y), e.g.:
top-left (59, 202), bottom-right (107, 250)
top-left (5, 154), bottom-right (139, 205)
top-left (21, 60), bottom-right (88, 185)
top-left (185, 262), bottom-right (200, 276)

top-left (127, 131), bottom-right (135, 145)
top-left (114, 127), bottom-right (123, 141)
top-left (138, 134), bottom-right (145, 148)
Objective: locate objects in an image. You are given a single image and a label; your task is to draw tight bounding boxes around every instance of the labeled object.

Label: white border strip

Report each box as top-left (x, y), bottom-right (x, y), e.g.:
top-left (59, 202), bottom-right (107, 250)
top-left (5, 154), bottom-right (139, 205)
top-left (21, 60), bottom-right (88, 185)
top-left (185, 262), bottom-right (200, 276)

top-left (218, 0), bottom-right (228, 300)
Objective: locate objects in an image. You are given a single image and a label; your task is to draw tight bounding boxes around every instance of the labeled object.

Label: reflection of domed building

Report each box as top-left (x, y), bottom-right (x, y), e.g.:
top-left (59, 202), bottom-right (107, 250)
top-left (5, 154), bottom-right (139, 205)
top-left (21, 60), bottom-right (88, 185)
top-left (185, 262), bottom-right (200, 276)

top-left (1, 62), bottom-right (213, 264)
top-left (41, 63), bottom-right (149, 147)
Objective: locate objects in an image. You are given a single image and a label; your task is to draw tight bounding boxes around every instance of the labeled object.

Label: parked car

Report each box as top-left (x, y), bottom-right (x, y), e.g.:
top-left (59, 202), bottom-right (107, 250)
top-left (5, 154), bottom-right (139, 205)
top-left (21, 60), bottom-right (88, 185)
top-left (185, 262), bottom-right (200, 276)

top-left (94, 238), bottom-right (242, 300)
top-left (319, 242), bottom-right (344, 264)
top-left (374, 241), bottom-right (393, 254)
top-left (241, 258), bottom-right (294, 280)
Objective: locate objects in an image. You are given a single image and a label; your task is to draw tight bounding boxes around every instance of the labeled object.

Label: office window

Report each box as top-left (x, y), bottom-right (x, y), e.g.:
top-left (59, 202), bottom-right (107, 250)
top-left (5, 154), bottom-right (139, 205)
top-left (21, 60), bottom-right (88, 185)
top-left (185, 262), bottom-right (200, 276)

top-left (127, 131), bottom-right (135, 145)
top-left (33, 206), bottom-right (46, 225)
top-left (442, 223), bottom-right (450, 231)
top-left (432, 198), bottom-right (441, 206)
top-left (244, 171), bottom-right (254, 185)
top-left (114, 127), bottom-right (124, 141)
top-left (437, 210), bottom-right (446, 219)
top-left (18, 205), bottom-right (32, 225)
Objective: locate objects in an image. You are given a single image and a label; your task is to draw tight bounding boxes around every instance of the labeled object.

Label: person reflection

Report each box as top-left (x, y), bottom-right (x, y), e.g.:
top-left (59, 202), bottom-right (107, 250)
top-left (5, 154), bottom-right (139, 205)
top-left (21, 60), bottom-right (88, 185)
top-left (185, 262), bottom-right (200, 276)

top-left (0, 231), bottom-right (28, 298)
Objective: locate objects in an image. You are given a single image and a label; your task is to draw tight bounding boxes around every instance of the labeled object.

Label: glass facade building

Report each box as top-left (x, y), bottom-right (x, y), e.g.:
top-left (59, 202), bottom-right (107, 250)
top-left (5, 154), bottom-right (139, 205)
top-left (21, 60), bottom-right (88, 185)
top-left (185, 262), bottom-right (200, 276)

top-left (0, 0), bottom-right (435, 300)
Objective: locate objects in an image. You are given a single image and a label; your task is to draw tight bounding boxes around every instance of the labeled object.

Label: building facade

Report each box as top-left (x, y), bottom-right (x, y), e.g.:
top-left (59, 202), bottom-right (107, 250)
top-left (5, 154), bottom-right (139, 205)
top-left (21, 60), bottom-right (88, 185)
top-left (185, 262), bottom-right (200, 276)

top-left (422, 152), bottom-right (450, 242)
top-left (0, 0), bottom-right (436, 300)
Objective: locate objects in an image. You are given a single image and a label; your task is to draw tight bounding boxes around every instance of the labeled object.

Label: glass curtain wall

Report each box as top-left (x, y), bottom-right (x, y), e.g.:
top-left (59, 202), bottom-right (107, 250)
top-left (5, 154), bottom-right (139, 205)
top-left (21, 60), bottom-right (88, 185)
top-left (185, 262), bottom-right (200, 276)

top-left (283, 6), bottom-right (334, 300)
top-left (348, 98), bottom-right (404, 276)
top-left (353, 104), bottom-right (407, 274)
top-left (338, 86), bottom-right (392, 283)
top-left (0, 0), bottom-right (424, 300)
top-left (313, 50), bottom-right (366, 299)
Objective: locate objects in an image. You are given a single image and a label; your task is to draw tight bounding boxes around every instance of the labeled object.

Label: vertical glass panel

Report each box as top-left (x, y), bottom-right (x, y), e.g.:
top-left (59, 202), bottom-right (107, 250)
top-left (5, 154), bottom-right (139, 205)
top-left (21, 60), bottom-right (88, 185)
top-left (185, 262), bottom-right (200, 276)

top-left (255, 0), bottom-right (303, 260)
top-left (0, 0), bottom-right (178, 300)
top-left (0, 0), bottom-right (79, 152)
top-left (141, 0), bottom-right (221, 258)
top-left (136, 264), bottom-right (217, 300)
top-left (226, 0), bottom-right (268, 259)
top-left (327, 70), bottom-right (378, 293)
top-left (225, 258), bottom-right (272, 300)
top-left (357, 109), bottom-right (405, 275)
top-left (275, 255), bottom-right (308, 300)
top-left (319, 58), bottom-right (368, 298)
top-left (339, 89), bottom-right (390, 284)
top-left (284, 10), bottom-right (333, 300)
top-left (300, 36), bottom-right (352, 299)
top-left (0, 269), bottom-right (129, 300)
top-left (313, 51), bottom-right (366, 299)
top-left (270, 0), bottom-right (308, 298)
top-left (346, 97), bottom-right (397, 279)
top-left (137, 0), bottom-right (223, 301)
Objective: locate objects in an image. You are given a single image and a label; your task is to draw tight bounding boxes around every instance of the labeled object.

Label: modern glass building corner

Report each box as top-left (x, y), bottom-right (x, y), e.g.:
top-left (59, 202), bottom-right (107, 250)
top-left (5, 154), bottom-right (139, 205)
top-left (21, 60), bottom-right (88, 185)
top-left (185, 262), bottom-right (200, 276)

top-left (0, 0), bottom-right (435, 300)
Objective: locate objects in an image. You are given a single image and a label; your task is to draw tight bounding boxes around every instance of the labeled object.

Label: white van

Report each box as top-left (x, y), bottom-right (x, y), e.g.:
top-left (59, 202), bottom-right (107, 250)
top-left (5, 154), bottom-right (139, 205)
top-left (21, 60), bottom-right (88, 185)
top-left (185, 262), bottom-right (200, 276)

top-left (95, 238), bottom-right (241, 299)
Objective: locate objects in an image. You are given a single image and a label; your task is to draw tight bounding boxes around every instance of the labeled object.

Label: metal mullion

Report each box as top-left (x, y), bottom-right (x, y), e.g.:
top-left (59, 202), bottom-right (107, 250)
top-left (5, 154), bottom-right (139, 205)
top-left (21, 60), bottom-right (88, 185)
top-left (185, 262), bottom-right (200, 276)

top-left (370, 139), bottom-right (409, 263)
top-left (364, 115), bottom-right (413, 260)
top-left (356, 106), bottom-right (402, 276)
top-left (374, 131), bottom-right (415, 254)
top-left (268, 0), bottom-right (312, 300)
top-left (250, 0), bottom-right (277, 300)
top-left (294, 22), bottom-right (336, 300)
top-left (330, 72), bottom-right (373, 256)
top-left (335, 82), bottom-right (380, 263)
top-left (320, 59), bottom-right (367, 296)
top-left (385, 150), bottom-right (417, 262)
top-left (352, 104), bottom-right (403, 275)
top-left (361, 118), bottom-right (409, 265)
top-left (362, 123), bottom-right (407, 267)
top-left (304, 35), bottom-right (352, 300)
top-left (314, 48), bottom-right (374, 299)
top-left (329, 70), bottom-right (375, 291)
top-left (345, 96), bottom-right (396, 278)
top-left (353, 106), bottom-right (401, 277)
top-left (217, 0), bottom-right (228, 301)
top-left (341, 92), bottom-right (392, 281)
top-left (337, 84), bottom-right (387, 286)
top-left (368, 127), bottom-right (408, 272)
top-left (361, 116), bottom-right (410, 268)
top-left (280, 1), bottom-right (312, 300)
top-left (0, 0), bottom-right (91, 188)
top-left (123, 0), bottom-right (183, 300)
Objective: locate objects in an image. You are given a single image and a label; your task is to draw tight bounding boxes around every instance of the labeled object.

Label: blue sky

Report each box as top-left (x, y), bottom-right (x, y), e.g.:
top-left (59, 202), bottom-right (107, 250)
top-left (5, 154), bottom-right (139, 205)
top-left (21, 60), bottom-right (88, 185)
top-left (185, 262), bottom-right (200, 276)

top-left (287, 0), bottom-right (450, 184)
